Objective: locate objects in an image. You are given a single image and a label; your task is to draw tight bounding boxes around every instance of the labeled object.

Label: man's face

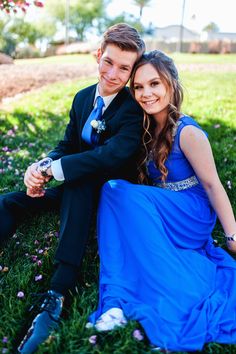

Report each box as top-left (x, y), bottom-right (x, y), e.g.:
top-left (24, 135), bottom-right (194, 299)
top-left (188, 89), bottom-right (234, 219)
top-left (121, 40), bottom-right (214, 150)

top-left (97, 44), bottom-right (138, 97)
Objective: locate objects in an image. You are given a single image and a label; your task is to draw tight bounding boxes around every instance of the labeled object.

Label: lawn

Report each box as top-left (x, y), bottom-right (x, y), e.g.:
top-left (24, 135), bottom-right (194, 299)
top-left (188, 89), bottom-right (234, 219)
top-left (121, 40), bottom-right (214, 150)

top-left (0, 55), bottom-right (236, 354)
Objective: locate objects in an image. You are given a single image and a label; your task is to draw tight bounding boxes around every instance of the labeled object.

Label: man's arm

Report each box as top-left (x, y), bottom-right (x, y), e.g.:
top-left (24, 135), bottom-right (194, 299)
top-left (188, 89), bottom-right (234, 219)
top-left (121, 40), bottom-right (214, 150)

top-left (61, 101), bottom-right (143, 183)
top-left (23, 91), bottom-right (82, 196)
top-left (48, 93), bottom-right (80, 161)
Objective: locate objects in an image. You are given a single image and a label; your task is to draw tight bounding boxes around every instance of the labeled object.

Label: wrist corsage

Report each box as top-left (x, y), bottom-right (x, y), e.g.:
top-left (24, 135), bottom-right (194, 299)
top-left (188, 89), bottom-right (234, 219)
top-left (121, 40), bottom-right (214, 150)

top-left (91, 119), bottom-right (106, 134)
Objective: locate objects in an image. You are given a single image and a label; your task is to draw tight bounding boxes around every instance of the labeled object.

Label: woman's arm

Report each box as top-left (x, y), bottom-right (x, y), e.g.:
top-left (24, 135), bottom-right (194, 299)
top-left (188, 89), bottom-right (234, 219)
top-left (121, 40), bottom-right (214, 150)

top-left (180, 125), bottom-right (236, 252)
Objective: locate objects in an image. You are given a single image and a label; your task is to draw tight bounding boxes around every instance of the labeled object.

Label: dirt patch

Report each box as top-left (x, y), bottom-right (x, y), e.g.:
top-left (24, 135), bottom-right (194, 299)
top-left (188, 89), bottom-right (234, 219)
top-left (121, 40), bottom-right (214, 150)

top-left (1, 61), bottom-right (236, 104)
top-left (0, 62), bottom-right (97, 102)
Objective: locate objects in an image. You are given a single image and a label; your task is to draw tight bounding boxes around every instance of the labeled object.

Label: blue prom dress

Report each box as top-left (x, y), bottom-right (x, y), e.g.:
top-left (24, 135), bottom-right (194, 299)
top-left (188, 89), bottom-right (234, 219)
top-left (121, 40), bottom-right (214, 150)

top-left (89, 116), bottom-right (236, 351)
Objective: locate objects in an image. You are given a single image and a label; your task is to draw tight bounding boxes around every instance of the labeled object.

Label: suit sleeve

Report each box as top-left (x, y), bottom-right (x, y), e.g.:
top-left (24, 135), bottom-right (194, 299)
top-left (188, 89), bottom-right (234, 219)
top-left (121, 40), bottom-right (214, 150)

top-left (48, 93), bottom-right (80, 160)
top-left (61, 100), bottom-right (143, 183)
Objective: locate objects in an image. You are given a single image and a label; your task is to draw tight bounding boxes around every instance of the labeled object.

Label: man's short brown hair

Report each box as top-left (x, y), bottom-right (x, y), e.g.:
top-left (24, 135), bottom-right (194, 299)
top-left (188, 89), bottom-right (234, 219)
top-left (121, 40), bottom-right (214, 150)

top-left (101, 23), bottom-right (145, 58)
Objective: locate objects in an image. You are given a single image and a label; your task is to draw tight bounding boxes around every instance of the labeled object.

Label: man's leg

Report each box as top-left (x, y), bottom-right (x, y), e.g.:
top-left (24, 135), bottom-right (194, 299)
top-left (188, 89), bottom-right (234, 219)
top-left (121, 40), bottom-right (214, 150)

top-left (0, 186), bottom-right (63, 246)
top-left (18, 179), bottom-right (101, 353)
top-left (50, 179), bottom-right (100, 295)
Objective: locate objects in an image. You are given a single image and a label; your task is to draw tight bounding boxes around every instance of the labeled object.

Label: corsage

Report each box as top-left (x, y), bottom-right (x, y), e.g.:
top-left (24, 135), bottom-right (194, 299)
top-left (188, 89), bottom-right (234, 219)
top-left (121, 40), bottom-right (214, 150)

top-left (91, 119), bottom-right (106, 134)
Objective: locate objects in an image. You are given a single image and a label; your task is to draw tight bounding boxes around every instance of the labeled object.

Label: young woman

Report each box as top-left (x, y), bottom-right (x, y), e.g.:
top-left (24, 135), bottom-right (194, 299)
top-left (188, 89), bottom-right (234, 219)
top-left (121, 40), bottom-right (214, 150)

top-left (88, 51), bottom-right (236, 352)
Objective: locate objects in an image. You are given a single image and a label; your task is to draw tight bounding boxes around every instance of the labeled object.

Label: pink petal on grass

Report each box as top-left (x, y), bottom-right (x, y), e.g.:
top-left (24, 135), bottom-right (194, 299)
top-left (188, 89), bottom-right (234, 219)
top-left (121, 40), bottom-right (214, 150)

top-left (35, 274), bottom-right (43, 282)
top-left (17, 291), bottom-right (25, 298)
top-left (133, 329), bottom-right (144, 341)
top-left (88, 335), bottom-right (97, 345)
top-left (31, 255), bottom-right (38, 262)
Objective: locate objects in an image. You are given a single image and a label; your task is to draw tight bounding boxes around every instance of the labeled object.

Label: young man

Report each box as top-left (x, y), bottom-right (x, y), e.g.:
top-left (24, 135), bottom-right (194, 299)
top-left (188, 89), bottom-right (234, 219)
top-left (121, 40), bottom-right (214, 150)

top-left (0, 24), bottom-right (145, 353)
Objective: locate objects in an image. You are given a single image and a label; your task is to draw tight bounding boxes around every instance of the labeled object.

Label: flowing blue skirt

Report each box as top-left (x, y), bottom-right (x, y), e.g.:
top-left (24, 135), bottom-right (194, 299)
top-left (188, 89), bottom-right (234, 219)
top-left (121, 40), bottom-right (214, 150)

top-left (90, 180), bottom-right (236, 351)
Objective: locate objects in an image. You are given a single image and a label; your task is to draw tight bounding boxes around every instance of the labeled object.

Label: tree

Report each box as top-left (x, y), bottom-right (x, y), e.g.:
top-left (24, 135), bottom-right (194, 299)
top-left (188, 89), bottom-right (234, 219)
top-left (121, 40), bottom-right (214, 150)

top-left (0, 16), bottom-right (56, 56)
top-left (133, 0), bottom-right (152, 20)
top-left (203, 22), bottom-right (219, 33)
top-left (7, 19), bottom-right (41, 45)
top-left (0, 0), bottom-right (43, 14)
top-left (46, 0), bottom-right (105, 41)
top-left (0, 17), bottom-right (16, 55)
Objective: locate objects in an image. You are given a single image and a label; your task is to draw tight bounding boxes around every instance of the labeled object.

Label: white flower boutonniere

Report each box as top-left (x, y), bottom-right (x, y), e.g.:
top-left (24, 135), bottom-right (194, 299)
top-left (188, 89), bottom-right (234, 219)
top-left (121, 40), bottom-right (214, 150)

top-left (91, 119), bottom-right (106, 134)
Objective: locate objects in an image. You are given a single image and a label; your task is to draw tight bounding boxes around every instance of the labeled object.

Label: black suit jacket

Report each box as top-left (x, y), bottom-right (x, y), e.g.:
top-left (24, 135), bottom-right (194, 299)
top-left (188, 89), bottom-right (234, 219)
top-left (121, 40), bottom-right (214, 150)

top-left (48, 84), bottom-right (143, 183)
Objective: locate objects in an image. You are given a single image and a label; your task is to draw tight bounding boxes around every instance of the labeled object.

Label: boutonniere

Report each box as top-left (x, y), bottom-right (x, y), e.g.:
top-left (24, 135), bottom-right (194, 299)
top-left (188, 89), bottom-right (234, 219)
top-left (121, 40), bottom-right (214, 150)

top-left (91, 119), bottom-right (106, 134)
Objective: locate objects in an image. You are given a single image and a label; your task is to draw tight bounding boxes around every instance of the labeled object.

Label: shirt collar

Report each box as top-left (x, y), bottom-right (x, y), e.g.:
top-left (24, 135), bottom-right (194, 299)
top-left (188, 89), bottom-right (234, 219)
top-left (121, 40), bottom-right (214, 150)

top-left (94, 84), bottom-right (118, 110)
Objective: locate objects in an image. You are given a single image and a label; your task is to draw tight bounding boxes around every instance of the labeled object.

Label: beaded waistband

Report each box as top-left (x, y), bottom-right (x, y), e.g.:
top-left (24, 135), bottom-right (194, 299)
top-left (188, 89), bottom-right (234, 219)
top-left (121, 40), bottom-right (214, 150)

top-left (153, 175), bottom-right (199, 191)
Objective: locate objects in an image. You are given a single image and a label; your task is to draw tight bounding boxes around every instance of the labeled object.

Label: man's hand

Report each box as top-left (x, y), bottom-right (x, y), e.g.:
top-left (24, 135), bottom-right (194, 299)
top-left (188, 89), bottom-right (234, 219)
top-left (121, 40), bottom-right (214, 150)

top-left (26, 186), bottom-right (46, 198)
top-left (24, 162), bottom-right (45, 189)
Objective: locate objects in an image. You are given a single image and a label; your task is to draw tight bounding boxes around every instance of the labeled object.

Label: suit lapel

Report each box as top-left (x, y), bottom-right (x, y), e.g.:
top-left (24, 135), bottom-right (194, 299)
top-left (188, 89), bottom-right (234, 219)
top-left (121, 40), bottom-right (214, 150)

top-left (80, 85), bottom-right (128, 133)
top-left (81, 85), bottom-right (96, 125)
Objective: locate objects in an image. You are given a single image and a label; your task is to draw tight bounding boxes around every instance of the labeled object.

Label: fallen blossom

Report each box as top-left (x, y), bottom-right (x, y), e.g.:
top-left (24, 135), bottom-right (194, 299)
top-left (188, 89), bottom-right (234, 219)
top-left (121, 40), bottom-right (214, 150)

top-left (7, 129), bottom-right (15, 137)
top-left (31, 255), bottom-right (38, 262)
top-left (214, 124), bottom-right (221, 129)
top-left (88, 335), bottom-right (97, 345)
top-left (17, 291), bottom-right (25, 298)
top-left (37, 260), bottom-right (42, 267)
top-left (227, 180), bottom-right (232, 189)
top-left (132, 329), bottom-right (144, 341)
top-left (35, 274), bottom-right (43, 282)
top-left (2, 337), bottom-right (8, 343)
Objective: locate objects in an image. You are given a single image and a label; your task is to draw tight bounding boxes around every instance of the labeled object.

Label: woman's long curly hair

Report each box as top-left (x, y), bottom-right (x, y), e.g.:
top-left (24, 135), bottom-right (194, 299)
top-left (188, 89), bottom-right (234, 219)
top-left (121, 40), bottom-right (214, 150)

top-left (130, 50), bottom-right (184, 184)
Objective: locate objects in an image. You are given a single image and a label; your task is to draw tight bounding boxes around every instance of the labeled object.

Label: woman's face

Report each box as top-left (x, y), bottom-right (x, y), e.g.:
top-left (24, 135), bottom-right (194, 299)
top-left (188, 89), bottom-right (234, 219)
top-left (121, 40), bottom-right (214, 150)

top-left (133, 63), bottom-right (171, 120)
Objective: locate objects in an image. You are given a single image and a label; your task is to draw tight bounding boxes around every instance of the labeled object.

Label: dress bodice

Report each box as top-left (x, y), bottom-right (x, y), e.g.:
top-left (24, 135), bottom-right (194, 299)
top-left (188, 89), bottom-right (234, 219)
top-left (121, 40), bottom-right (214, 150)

top-left (146, 116), bottom-right (207, 196)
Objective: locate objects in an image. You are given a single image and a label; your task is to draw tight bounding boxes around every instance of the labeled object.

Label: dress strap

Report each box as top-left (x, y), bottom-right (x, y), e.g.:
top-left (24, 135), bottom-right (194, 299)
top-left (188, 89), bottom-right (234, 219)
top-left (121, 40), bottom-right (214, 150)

top-left (175, 116), bottom-right (207, 151)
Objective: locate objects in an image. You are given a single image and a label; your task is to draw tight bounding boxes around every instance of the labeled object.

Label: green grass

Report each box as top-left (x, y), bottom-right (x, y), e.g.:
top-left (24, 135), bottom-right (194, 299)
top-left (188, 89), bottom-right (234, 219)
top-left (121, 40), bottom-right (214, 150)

top-left (0, 57), bottom-right (236, 354)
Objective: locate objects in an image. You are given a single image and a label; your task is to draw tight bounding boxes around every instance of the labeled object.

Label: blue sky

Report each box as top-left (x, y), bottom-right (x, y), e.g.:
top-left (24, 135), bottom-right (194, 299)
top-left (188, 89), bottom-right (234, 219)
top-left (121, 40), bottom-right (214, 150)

top-left (107, 0), bottom-right (236, 33)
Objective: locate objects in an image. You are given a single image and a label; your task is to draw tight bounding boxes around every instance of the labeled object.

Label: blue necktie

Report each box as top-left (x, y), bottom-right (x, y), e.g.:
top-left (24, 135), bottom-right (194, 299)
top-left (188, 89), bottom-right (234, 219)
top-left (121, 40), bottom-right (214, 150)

top-left (82, 96), bottom-right (105, 145)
